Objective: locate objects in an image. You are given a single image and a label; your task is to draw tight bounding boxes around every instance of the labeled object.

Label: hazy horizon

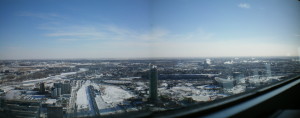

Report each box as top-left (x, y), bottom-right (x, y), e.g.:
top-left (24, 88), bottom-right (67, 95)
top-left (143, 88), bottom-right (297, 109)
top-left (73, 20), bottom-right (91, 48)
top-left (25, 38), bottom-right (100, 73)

top-left (1, 55), bottom-right (300, 61)
top-left (1, 0), bottom-right (299, 60)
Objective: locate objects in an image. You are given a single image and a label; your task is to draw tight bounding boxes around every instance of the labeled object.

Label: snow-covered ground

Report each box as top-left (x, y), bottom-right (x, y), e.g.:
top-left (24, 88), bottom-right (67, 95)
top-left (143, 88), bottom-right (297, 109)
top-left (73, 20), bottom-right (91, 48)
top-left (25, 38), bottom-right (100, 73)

top-left (90, 83), bottom-right (134, 115)
top-left (4, 90), bottom-right (22, 100)
top-left (78, 68), bottom-right (89, 73)
top-left (45, 99), bottom-right (57, 104)
top-left (74, 80), bottom-right (134, 115)
top-left (0, 86), bottom-right (15, 92)
top-left (22, 68), bottom-right (88, 84)
top-left (120, 77), bottom-right (141, 80)
top-left (237, 76), bottom-right (282, 85)
top-left (225, 85), bottom-right (246, 94)
top-left (0, 68), bottom-right (90, 102)
top-left (159, 86), bottom-right (217, 102)
top-left (223, 76), bottom-right (282, 94)
top-left (100, 85), bottom-right (133, 104)
top-left (76, 80), bottom-right (91, 110)
top-left (103, 80), bottom-right (132, 84)
top-left (189, 95), bottom-right (211, 101)
top-left (95, 95), bottom-right (111, 110)
top-left (3, 89), bottom-right (45, 100)
top-left (75, 80), bottom-right (98, 117)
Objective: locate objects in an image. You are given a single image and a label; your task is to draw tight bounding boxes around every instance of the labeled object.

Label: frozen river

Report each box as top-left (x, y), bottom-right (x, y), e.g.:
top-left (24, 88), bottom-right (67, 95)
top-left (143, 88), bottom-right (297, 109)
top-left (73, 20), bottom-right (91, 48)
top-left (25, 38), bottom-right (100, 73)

top-left (22, 68), bottom-right (88, 84)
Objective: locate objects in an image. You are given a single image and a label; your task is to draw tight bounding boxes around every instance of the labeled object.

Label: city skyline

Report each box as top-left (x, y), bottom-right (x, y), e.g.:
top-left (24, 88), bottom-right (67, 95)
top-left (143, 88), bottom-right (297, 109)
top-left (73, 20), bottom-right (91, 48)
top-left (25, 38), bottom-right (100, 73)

top-left (0, 0), bottom-right (300, 59)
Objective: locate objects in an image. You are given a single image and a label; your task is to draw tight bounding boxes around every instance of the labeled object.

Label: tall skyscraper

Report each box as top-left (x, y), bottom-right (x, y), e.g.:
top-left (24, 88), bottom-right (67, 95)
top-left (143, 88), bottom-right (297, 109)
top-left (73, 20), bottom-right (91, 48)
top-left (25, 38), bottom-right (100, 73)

top-left (149, 65), bottom-right (158, 102)
top-left (53, 82), bottom-right (71, 95)
top-left (39, 82), bottom-right (45, 93)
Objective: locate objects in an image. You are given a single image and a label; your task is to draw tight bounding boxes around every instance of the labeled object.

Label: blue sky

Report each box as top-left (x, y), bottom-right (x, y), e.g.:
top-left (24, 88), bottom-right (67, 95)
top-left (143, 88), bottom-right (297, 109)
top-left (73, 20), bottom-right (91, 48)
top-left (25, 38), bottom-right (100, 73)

top-left (0, 0), bottom-right (299, 59)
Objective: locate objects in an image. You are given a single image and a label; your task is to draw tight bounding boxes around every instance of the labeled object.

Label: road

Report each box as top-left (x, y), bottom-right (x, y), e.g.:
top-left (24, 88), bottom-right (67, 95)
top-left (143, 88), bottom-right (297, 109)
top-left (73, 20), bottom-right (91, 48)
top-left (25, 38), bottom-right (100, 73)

top-left (88, 85), bottom-right (100, 116)
top-left (67, 80), bottom-right (100, 117)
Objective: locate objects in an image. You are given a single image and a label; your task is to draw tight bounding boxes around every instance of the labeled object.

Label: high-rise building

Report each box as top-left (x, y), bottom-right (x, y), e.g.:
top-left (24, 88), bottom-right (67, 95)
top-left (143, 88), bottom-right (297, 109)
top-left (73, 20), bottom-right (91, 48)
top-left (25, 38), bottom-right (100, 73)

top-left (51, 88), bottom-right (60, 98)
top-left (62, 83), bottom-right (71, 94)
top-left (39, 82), bottom-right (45, 93)
top-left (2, 100), bottom-right (41, 118)
top-left (53, 83), bottom-right (62, 88)
top-left (47, 106), bottom-right (63, 118)
top-left (53, 82), bottom-right (71, 95)
top-left (149, 65), bottom-right (158, 102)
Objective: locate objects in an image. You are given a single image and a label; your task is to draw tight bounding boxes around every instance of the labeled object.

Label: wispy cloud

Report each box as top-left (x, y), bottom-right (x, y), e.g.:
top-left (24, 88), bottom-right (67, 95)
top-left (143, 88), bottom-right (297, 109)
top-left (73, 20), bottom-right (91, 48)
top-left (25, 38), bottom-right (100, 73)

top-left (18, 12), bottom-right (66, 20)
top-left (238, 3), bottom-right (251, 9)
top-left (43, 25), bottom-right (213, 42)
top-left (44, 25), bottom-right (138, 41)
top-left (21, 11), bottom-right (213, 42)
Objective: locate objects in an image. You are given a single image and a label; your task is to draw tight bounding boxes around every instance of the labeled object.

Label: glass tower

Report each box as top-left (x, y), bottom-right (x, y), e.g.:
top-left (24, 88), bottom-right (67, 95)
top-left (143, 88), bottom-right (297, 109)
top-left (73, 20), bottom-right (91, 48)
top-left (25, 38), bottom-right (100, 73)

top-left (149, 65), bottom-right (158, 102)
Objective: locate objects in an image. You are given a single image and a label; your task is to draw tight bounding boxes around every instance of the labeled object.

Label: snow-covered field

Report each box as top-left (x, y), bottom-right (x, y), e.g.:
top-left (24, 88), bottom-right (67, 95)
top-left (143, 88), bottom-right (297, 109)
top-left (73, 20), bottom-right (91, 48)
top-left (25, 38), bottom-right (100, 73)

top-left (159, 86), bottom-right (216, 102)
top-left (91, 82), bottom-right (134, 114)
top-left (22, 68), bottom-right (88, 84)
top-left (4, 90), bottom-right (22, 100)
top-left (75, 80), bottom-right (135, 115)
top-left (100, 85), bottom-right (133, 104)
top-left (95, 95), bottom-right (111, 110)
top-left (3, 89), bottom-right (45, 100)
top-left (224, 85), bottom-right (246, 94)
top-left (76, 80), bottom-right (91, 110)
top-left (237, 76), bottom-right (282, 85)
